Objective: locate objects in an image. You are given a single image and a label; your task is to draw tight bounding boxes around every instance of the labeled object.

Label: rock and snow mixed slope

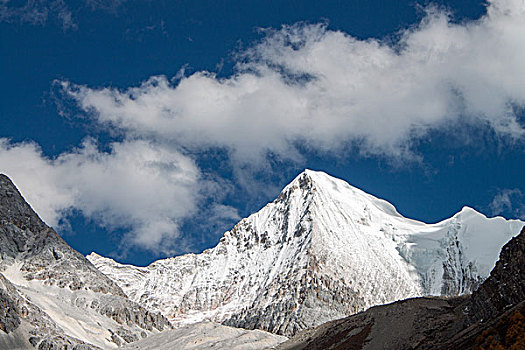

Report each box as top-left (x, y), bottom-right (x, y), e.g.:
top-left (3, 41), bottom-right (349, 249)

top-left (89, 170), bottom-right (524, 336)
top-left (276, 227), bottom-right (525, 350)
top-left (0, 174), bottom-right (171, 349)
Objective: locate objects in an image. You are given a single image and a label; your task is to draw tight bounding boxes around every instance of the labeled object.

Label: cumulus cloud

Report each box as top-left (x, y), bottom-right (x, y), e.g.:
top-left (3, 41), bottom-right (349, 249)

top-left (489, 188), bottom-right (525, 219)
top-left (61, 0), bottom-right (525, 165)
top-left (0, 138), bottom-right (201, 253)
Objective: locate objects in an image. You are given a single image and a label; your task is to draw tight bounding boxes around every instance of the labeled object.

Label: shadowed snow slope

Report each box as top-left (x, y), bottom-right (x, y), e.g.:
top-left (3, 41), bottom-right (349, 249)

top-left (89, 170), bottom-right (524, 336)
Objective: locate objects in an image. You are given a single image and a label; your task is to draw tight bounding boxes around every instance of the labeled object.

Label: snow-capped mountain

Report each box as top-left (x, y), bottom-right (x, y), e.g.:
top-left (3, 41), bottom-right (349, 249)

top-left (88, 170), bottom-right (524, 336)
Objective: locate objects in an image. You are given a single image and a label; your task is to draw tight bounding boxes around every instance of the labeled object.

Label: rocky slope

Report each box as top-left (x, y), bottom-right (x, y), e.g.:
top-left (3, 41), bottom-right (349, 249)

top-left (0, 174), bottom-right (171, 349)
top-left (276, 227), bottom-right (525, 350)
top-left (89, 170), bottom-right (524, 336)
top-left (467, 229), bottom-right (525, 323)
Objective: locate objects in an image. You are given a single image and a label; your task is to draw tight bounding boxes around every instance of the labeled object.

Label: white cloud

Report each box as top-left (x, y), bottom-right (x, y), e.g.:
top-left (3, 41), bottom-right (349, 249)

top-left (0, 138), bottom-right (201, 253)
top-left (62, 0), bottom-right (525, 165)
top-left (489, 188), bottom-right (525, 219)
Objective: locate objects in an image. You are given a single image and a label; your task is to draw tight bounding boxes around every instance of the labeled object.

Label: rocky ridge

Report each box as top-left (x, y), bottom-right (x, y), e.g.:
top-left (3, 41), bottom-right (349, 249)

top-left (467, 230), bottom-right (525, 323)
top-left (0, 174), bottom-right (172, 349)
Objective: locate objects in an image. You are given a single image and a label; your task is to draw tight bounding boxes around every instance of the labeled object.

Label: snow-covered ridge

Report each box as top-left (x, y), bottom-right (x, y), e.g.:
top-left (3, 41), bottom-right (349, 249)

top-left (88, 170), bottom-right (524, 336)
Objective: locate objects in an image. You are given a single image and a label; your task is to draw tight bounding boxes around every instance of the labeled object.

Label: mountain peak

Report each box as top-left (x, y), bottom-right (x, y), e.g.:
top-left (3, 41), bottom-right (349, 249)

top-left (0, 173), bottom-right (45, 231)
top-left (282, 169), bottom-right (403, 221)
top-left (291, 169), bottom-right (336, 186)
top-left (287, 169), bottom-right (320, 188)
top-left (285, 169), bottom-right (352, 198)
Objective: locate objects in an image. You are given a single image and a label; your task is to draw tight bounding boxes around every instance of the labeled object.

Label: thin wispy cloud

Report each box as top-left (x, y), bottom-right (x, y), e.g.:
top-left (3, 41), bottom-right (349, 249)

top-left (0, 0), bottom-right (133, 30)
top-left (490, 188), bottom-right (525, 219)
top-left (85, 0), bottom-right (128, 13)
top-left (0, 0), bottom-right (76, 30)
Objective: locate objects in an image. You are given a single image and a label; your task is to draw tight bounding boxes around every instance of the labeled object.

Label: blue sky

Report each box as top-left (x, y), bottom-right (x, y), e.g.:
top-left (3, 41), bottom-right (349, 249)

top-left (1, 0), bottom-right (525, 265)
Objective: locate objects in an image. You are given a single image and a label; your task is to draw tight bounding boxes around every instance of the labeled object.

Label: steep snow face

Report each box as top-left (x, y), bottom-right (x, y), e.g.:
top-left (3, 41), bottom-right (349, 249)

top-left (88, 170), bottom-right (524, 336)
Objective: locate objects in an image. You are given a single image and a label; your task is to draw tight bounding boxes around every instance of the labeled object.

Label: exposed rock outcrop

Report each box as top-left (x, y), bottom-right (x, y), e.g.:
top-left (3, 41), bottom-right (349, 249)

top-left (467, 228), bottom-right (525, 323)
top-left (0, 274), bottom-right (21, 334)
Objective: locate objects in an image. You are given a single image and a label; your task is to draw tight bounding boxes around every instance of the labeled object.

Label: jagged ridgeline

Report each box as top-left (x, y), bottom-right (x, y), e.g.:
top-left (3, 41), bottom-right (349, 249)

top-left (0, 174), bottom-right (171, 349)
top-left (89, 170), bottom-right (524, 336)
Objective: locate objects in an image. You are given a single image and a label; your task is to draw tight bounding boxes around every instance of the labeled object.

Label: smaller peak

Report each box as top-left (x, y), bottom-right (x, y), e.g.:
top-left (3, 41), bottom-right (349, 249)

top-left (86, 252), bottom-right (122, 267)
top-left (87, 252), bottom-right (117, 264)
top-left (458, 206), bottom-right (481, 215)
top-left (460, 206), bottom-right (475, 212)
top-left (0, 173), bottom-right (17, 190)
top-left (453, 206), bottom-right (485, 219)
top-left (87, 252), bottom-right (103, 260)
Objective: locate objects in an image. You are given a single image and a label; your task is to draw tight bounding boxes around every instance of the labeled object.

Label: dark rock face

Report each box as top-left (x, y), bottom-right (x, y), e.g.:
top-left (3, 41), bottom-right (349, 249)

top-left (0, 280), bottom-right (21, 334)
top-left (468, 227), bottom-right (525, 323)
top-left (94, 295), bottom-right (172, 332)
top-left (277, 296), bottom-right (468, 350)
top-left (223, 263), bottom-right (367, 336)
top-left (278, 227), bottom-right (525, 350)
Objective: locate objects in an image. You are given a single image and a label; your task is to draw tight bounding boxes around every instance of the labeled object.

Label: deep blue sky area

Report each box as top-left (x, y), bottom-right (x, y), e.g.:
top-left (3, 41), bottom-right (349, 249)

top-left (2, 0), bottom-right (524, 266)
